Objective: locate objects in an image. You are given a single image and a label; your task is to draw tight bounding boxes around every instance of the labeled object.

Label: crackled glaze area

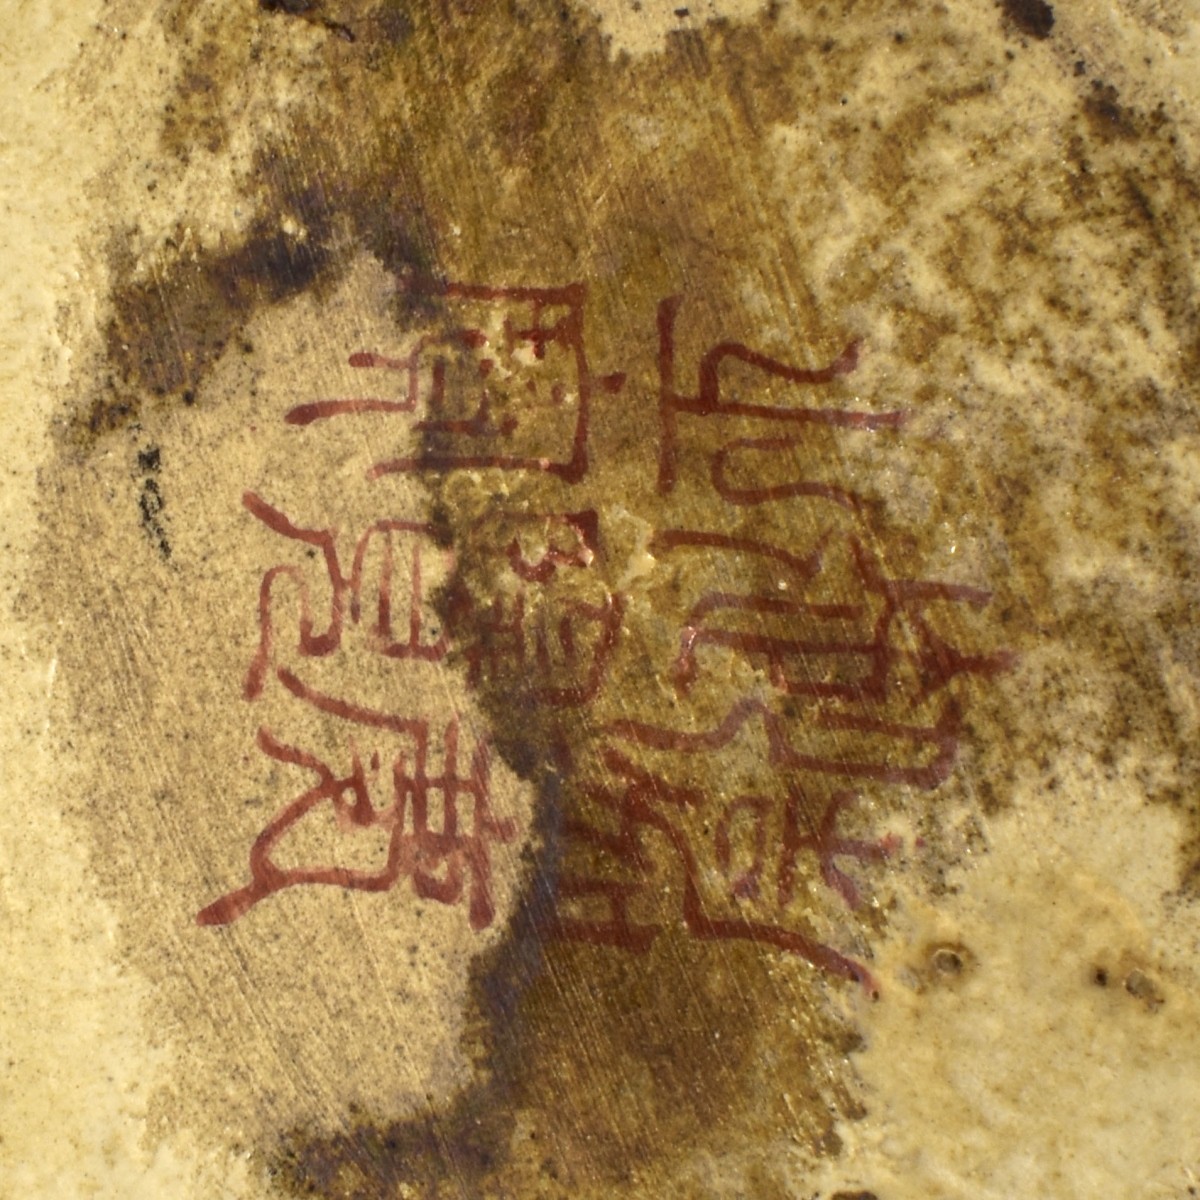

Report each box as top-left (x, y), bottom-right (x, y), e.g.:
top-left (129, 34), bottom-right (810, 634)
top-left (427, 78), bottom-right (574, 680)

top-left (4, 1), bottom-right (1200, 1197)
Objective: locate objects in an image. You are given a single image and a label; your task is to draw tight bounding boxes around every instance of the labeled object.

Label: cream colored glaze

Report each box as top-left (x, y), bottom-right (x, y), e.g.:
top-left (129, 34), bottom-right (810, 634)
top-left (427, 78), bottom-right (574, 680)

top-left (3, 1), bottom-right (1200, 1197)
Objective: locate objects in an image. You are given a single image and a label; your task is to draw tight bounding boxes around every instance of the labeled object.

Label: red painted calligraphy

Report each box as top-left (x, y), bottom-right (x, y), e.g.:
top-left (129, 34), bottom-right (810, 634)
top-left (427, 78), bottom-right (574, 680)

top-left (283, 282), bottom-right (624, 484)
top-left (198, 280), bottom-right (1013, 991)
top-left (197, 709), bottom-right (513, 929)
top-left (655, 294), bottom-right (904, 502)
top-left (241, 490), bottom-right (451, 701)
top-left (656, 528), bottom-right (1015, 702)
top-left (545, 747), bottom-right (880, 991)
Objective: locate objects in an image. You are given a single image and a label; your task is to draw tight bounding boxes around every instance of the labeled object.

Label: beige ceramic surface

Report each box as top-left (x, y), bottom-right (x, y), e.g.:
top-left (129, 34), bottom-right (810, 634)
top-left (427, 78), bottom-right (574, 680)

top-left (3, 1), bottom-right (1200, 1197)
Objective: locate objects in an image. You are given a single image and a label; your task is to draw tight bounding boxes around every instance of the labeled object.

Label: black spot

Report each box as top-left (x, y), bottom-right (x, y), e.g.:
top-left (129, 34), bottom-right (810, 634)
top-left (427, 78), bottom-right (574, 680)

top-left (136, 445), bottom-right (161, 473)
top-left (1092, 966), bottom-right (1109, 986)
top-left (137, 476), bottom-right (172, 561)
top-left (138, 480), bottom-right (163, 520)
top-left (998, 0), bottom-right (1054, 40)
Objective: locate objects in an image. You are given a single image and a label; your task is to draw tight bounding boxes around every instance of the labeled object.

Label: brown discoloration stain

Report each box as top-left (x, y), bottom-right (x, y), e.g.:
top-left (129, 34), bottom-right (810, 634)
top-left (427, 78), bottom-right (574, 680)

top-left (259, 0), bottom-right (360, 43)
top-left (33, 0), bottom-right (1200, 1195)
top-left (87, 197), bottom-right (336, 435)
top-left (278, 900), bottom-right (870, 1195)
top-left (162, 60), bottom-right (228, 158)
top-left (1082, 79), bottom-right (1142, 141)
